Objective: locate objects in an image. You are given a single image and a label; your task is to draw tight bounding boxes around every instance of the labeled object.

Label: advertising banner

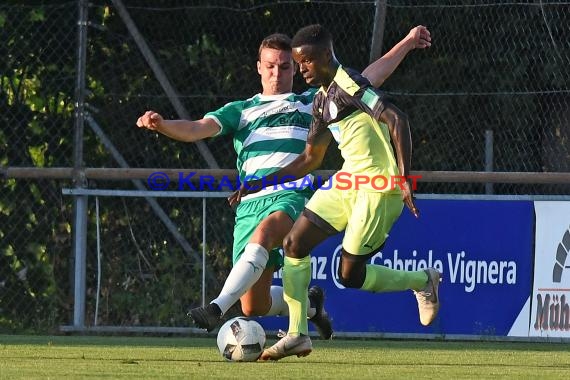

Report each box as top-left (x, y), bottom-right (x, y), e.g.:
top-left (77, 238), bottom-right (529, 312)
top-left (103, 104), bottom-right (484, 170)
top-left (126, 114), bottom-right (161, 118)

top-left (261, 199), bottom-right (534, 337)
top-left (529, 201), bottom-right (570, 338)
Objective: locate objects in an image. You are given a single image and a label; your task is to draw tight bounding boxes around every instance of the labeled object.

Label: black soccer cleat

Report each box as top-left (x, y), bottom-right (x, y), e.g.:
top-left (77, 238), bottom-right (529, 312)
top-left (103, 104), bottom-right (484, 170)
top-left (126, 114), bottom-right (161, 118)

top-left (308, 285), bottom-right (333, 340)
top-left (188, 303), bottom-right (222, 332)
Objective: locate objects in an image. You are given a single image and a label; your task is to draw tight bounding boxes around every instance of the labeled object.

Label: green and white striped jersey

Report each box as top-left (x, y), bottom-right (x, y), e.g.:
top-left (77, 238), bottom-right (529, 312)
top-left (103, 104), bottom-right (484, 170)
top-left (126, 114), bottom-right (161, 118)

top-left (204, 89), bottom-right (316, 200)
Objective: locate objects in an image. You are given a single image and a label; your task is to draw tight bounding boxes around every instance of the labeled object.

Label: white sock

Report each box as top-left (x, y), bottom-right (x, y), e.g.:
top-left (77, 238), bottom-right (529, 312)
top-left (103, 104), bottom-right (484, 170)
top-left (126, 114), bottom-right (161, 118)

top-left (265, 285), bottom-right (317, 318)
top-left (211, 243), bottom-right (268, 315)
top-left (266, 286), bottom-right (288, 316)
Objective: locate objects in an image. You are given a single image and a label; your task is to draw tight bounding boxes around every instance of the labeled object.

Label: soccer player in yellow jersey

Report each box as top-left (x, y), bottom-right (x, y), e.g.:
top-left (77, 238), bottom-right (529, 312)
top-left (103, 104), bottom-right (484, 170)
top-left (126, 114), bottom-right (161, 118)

top-left (230, 24), bottom-right (441, 360)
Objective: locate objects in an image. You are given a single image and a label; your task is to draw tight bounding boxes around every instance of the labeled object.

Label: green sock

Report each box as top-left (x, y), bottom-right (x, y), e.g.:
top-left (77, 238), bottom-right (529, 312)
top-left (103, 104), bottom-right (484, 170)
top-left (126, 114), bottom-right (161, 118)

top-left (283, 256), bottom-right (311, 336)
top-left (361, 264), bottom-right (428, 293)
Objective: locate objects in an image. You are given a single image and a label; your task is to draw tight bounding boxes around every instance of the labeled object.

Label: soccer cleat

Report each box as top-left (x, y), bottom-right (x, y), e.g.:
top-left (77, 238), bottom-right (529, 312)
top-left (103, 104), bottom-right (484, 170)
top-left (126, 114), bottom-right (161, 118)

top-left (259, 333), bottom-right (312, 361)
top-left (414, 268), bottom-right (441, 326)
top-left (188, 303), bottom-right (222, 332)
top-left (308, 285), bottom-right (333, 340)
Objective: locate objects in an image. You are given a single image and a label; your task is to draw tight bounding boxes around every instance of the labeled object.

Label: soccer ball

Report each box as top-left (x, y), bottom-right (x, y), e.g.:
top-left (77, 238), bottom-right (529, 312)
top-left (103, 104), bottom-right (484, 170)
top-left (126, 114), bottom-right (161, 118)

top-left (216, 317), bottom-right (266, 362)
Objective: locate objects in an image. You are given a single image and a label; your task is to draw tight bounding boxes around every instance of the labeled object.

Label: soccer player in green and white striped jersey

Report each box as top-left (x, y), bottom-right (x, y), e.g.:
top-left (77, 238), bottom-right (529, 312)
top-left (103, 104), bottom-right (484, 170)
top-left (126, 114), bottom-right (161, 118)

top-left (136, 26), bottom-right (432, 338)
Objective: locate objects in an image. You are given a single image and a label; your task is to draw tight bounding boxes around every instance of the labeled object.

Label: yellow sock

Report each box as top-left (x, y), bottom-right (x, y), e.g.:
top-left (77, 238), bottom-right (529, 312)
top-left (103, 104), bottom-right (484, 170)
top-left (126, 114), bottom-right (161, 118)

top-left (283, 256), bottom-right (311, 335)
top-left (361, 264), bottom-right (427, 292)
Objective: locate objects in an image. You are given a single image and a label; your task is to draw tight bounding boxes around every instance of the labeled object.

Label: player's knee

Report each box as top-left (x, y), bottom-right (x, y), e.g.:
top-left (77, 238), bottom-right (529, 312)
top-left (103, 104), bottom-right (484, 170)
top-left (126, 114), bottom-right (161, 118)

top-left (240, 305), bottom-right (258, 317)
top-left (337, 256), bottom-right (366, 288)
top-left (240, 305), bottom-right (255, 316)
top-left (337, 271), bottom-right (364, 288)
top-left (241, 302), bottom-right (269, 317)
top-left (282, 233), bottom-right (304, 258)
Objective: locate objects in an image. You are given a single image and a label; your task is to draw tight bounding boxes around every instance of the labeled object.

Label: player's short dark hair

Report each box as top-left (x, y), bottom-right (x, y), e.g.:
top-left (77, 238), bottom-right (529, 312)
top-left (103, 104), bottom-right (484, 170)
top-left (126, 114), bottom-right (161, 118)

top-left (258, 33), bottom-right (292, 59)
top-left (291, 24), bottom-right (332, 49)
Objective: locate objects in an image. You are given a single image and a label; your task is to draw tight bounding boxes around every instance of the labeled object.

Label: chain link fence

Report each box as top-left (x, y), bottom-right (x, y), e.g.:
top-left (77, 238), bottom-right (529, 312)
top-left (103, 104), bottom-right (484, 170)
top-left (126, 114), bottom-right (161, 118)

top-left (1, 0), bottom-right (569, 333)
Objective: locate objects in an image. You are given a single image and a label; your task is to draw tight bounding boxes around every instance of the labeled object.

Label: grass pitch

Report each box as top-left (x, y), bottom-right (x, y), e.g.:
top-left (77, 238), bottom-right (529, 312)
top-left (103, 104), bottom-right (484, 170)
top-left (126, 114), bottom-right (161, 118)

top-left (1, 334), bottom-right (569, 379)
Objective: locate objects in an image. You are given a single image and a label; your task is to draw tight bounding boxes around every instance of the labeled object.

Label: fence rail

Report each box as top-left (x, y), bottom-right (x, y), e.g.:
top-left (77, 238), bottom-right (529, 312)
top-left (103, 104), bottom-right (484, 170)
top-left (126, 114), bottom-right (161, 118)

top-left (4, 167), bottom-right (570, 184)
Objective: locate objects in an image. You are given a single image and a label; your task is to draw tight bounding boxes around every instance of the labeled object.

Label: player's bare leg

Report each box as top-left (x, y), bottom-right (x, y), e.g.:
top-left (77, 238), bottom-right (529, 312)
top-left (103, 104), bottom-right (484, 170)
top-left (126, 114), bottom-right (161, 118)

top-left (339, 249), bottom-right (441, 326)
top-left (238, 211), bottom-right (293, 316)
top-left (190, 210), bottom-right (332, 337)
top-left (190, 211), bottom-right (291, 330)
top-left (241, 213), bottom-right (333, 339)
top-left (240, 267), bottom-right (274, 316)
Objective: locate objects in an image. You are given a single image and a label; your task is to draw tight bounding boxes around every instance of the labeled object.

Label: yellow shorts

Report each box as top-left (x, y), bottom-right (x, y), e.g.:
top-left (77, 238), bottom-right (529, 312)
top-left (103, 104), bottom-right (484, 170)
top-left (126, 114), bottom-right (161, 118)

top-left (305, 186), bottom-right (403, 255)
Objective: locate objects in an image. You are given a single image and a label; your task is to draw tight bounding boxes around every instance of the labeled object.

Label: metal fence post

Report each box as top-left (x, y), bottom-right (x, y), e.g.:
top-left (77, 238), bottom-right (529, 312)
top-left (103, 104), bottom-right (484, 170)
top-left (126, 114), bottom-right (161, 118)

top-left (485, 130), bottom-right (494, 195)
top-left (71, 0), bottom-right (89, 329)
top-left (202, 198), bottom-right (207, 307)
top-left (369, 0), bottom-right (387, 62)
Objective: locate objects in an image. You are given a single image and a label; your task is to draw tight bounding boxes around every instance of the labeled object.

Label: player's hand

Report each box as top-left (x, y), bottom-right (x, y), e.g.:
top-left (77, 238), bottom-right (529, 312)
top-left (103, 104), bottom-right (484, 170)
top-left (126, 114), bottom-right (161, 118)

top-left (136, 110), bottom-right (163, 131)
top-left (401, 180), bottom-right (420, 218)
top-left (228, 179), bottom-right (264, 209)
top-left (227, 188), bottom-right (244, 209)
top-left (406, 25), bottom-right (431, 50)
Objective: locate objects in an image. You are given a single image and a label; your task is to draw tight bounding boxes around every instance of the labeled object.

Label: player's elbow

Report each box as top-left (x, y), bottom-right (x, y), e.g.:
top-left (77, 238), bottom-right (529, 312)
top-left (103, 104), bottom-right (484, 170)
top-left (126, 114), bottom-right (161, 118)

top-left (184, 126), bottom-right (205, 142)
top-left (392, 107), bottom-right (409, 127)
top-left (183, 120), bottom-right (217, 142)
top-left (361, 62), bottom-right (388, 88)
top-left (382, 104), bottom-right (410, 134)
top-left (306, 156), bottom-right (324, 173)
top-left (364, 73), bottom-right (385, 88)
top-left (303, 150), bottom-right (326, 173)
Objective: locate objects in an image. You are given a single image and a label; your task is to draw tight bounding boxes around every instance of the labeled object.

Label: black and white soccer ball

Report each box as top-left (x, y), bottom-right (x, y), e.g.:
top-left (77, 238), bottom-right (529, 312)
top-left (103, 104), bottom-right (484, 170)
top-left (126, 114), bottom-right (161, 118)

top-left (216, 317), bottom-right (266, 362)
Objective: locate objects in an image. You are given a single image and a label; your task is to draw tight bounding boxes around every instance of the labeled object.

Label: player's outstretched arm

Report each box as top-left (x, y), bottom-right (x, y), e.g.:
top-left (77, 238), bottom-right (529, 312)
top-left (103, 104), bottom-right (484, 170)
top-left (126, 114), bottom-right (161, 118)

top-left (378, 103), bottom-right (419, 218)
top-left (362, 25), bottom-right (431, 87)
top-left (136, 110), bottom-right (220, 142)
